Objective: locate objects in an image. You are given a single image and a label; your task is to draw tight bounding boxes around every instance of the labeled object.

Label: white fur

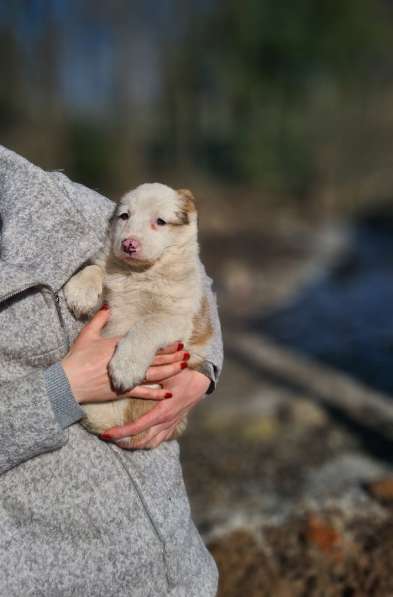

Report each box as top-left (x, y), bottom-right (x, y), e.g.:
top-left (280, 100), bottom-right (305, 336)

top-left (64, 183), bottom-right (208, 446)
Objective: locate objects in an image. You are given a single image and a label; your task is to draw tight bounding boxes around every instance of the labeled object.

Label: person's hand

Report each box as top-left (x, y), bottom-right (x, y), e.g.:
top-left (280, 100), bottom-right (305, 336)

top-left (61, 306), bottom-right (188, 405)
top-left (99, 368), bottom-right (211, 449)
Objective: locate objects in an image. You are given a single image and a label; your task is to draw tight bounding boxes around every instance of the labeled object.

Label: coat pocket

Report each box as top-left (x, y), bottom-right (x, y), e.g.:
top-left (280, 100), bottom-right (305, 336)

top-left (0, 288), bottom-right (66, 376)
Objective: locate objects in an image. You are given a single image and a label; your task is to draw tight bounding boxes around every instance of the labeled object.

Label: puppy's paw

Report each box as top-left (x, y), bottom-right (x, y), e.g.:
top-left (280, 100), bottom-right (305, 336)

top-left (65, 284), bottom-right (103, 317)
top-left (108, 345), bottom-right (147, 393)
top-left (64, 268), bottom-right (103, 317)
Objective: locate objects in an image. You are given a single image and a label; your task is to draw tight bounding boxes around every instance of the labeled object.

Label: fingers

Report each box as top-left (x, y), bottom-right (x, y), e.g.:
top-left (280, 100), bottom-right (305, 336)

top-left (145, 431), bottom-right (171, 449)
top-left (144, 360), bottom-right (188, 383)
top-left (132, 419), bottom-right (180, 449)
top-left (100, 402), bottom-right (165, 440)
top-left (79, 305), bottom-right (110, 338)
top-left (133, 429), bottom-right (171, 450)
top-left (127, 385), bottom-right (173, 400)
top-left (150, 351), bottom-right (189, 367)
top-left (146, 427), bottom-right (177, 449)
top-left (157, 342), bottom-right (183, 355)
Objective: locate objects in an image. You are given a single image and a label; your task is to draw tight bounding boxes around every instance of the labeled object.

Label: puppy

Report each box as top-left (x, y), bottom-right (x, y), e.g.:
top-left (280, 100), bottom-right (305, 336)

top-left (64, 183), bottom-right (213, 446)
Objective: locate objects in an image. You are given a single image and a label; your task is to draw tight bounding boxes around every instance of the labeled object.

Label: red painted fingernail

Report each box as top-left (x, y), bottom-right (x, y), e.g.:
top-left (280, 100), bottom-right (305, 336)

top-left (183, 352), bottom-right (190, 361)
top-left (181, 362), bottom-right (188, 369)
top-left (99, 432), bottom-right (112, 440)
top-left (177, 342), bottom-right (184, 351)
top-left (165, 392), bottom-right (173, 398)
top-left (100, 304), bottom-right (110, 310)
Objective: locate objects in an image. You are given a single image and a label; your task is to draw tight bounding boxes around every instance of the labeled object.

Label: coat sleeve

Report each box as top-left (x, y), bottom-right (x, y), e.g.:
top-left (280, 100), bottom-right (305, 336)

top-left (0, 368), bottom-right (73, 475)
top-left (197, 266), bottom-right (224, 394)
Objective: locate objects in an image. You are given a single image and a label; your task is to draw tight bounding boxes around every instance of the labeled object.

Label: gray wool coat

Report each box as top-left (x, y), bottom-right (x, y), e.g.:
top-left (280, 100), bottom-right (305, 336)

top-left (0, 146), bottom-right (223, 597)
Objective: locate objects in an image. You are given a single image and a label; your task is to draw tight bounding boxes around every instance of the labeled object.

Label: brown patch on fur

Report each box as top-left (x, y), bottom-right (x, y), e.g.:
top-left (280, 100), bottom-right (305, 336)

top-left (173, 188), bottom-right (197, 226)
top-left (123, 398), bottom-right (157, 443)
top-left (190, 294), bottom-right (213, 348)
top-left (172, 210), bottom-right (190, 226)
top-left (177, 188), bottom-right (196, 211)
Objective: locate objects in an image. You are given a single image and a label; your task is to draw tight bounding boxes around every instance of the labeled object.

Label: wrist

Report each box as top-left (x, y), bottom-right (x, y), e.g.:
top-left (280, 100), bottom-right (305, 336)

top-left (194, 360), bottom-right (216, 395)
top-left (61, 356), bottom-right (86, 404)
top-left (190, 368), bottom-right (212, 396)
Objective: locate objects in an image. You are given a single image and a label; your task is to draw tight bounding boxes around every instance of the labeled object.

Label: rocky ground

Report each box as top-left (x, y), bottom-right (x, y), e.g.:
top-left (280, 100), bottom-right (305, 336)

top-left (179, 207), bottom-right (393, 596)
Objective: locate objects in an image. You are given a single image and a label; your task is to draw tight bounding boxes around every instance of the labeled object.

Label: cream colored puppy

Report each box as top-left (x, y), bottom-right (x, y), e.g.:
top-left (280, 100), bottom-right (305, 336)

top-left (64, 183), bottom-right (212, 446)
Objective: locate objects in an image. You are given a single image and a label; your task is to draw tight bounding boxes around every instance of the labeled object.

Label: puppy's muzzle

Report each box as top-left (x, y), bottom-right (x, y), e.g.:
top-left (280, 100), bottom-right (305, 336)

top-left (122, 238), bottom-right (140, 255)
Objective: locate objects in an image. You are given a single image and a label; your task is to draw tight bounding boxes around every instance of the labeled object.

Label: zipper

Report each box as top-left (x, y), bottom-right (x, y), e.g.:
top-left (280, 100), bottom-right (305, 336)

top-left (107, 445), bottom-right (174, 589)
top-left (0, 283), bottom-right (40, 306)
top-left (52, 289), bottom-right (70, 351)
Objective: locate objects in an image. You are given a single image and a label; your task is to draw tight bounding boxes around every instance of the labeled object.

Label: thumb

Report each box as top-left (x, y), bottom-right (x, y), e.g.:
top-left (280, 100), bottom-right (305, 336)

top-left (79, 305), bottom-right (110, 339)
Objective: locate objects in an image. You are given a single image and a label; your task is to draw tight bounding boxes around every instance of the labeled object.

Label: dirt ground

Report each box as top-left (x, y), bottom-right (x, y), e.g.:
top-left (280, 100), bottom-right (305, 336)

top-left (209, 502), bottom-right (393, 597)
top-left (179, 206), bottom-right (393, 596)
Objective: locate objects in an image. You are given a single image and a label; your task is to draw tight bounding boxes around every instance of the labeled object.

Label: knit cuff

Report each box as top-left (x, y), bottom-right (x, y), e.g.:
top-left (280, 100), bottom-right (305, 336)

top-left (194, 360), bottom-right (217, 395)
top-left (44, 362), bottom-right (85, 429)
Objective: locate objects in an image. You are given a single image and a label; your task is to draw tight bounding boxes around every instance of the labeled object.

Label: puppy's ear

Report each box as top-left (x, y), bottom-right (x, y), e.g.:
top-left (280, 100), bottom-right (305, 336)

top-left (177, 188), bottom-right (197, 215)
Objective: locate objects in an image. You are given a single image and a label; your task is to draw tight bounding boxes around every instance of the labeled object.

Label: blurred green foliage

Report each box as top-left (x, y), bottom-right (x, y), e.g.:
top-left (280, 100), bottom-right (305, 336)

top-left (158, 0), bottom-right (393, 198)
top-left (2, 0), bottom-right (393, 203)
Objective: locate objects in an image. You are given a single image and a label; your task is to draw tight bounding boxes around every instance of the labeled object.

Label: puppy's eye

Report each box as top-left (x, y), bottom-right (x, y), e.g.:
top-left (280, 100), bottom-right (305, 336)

top-left (156, 218), bottom-right (167, 226)
top-left (119, 213), bottom-right (129, 221)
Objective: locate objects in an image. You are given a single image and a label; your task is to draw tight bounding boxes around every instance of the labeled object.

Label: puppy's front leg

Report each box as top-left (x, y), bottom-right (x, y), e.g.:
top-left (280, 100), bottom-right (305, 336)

top-left (109, 316), bottom-right (186, 392)
top-left (64, 264), bottom-right (104, 317)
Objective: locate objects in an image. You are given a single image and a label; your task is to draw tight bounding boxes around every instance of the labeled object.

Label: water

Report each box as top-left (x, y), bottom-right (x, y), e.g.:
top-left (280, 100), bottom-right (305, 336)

top-left (257, 218), bottom-right (393, 397)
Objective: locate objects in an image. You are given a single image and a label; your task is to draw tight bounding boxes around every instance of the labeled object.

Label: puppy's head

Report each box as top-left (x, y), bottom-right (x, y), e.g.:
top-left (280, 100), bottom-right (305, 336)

top-left (111, 183), bottom-right (197, 267)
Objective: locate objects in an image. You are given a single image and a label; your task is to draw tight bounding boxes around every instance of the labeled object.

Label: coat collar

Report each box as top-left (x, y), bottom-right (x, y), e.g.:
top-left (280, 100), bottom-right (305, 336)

top-left (0, 146), bottom-right (115, 301)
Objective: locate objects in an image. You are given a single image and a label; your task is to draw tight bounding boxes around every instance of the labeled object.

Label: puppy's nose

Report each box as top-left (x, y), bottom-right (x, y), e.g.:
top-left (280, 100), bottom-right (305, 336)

top-left (122, 238), bottom-right (140, 254)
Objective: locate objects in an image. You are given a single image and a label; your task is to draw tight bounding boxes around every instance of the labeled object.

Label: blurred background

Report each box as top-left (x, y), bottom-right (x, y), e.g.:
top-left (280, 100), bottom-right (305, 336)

top-left (2, 1), bottom-right (393, 594)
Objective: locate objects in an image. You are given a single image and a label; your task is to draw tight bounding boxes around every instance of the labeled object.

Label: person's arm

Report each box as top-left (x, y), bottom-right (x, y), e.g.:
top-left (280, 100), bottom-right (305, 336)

top-left (0, 370), bottom-right (70, 475)
top-left (98, 265), bottom-right (224, 448)
top-left (0, 342), bottom-right (90, 475)
top-left (50, 265), bottom-right (223, 441)
top-left (194, 265), bottom-right (224, 394)
top-left (0, 308), bottom-right (186, 475)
